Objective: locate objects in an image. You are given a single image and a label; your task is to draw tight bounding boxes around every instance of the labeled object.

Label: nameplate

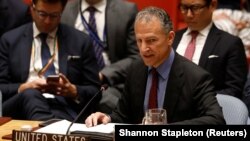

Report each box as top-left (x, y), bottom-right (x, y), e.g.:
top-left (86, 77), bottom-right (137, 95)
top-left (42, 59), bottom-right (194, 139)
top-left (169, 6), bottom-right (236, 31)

top-left (12, 130), bottom-right (90, 141)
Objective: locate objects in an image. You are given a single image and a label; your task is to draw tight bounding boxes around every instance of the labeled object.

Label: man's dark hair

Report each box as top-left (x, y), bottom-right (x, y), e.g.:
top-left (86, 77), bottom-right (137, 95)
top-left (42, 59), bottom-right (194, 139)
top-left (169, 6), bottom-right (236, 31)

top-left (204, 0), bottom-right (212, 6)
top-left (32, 0), bottom-right (67, 8)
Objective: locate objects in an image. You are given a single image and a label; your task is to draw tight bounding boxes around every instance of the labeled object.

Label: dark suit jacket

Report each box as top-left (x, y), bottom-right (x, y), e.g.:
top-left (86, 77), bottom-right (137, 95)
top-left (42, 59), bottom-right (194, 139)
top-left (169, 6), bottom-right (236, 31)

top-left (61, 0), bottom-right (139, 86)
top-left (217, 0), bottom-right (241, 10)
top-left (173, 25), bottom-right (248, 99)
top-left (0, 0), bottom-right (31, 37)
top-left (110, 54), bottom-right (225, 125)
top-left (0, 23), bottom-right (100, 107)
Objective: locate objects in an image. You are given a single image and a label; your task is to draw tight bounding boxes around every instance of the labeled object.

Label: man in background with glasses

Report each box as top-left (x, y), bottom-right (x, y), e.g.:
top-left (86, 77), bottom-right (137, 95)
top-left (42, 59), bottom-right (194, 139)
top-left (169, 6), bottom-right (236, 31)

top-left (0, 0), bottom-right (101, 122)
top-left (173, 0), bottom-right (248, 99)
top-left (61, 0), bottom-right (139, 114)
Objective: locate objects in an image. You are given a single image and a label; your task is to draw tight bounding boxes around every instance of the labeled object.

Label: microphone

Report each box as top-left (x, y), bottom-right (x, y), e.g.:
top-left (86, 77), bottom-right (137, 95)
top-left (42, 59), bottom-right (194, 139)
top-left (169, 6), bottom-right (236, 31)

top-left (66, 84), bottom-right (108, 135)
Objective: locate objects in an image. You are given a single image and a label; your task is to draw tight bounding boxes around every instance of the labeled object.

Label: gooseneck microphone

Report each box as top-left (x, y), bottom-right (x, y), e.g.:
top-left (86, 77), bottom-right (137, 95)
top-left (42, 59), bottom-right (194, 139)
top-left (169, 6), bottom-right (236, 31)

top-left (66, 84), bottom-right (108, 135)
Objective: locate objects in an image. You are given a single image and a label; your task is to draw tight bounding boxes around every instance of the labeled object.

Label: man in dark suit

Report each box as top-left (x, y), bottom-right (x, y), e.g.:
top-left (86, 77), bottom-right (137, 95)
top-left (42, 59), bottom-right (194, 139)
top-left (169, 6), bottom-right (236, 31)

top-left (173, 0), bottom-right (248, 99)
top-left (60, 0), bottom-right (139, 114)
top-left (0, 0), bottom-right (100, 121)
top-left (84, 7), bottom-right (225, 125)
top-left (0, 0), bottom-right (32, 37)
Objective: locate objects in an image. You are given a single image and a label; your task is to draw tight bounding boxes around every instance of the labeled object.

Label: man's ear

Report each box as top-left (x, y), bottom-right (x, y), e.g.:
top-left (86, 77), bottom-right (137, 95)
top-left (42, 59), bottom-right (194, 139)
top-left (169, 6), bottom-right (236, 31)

top-left (168, 31), bottom-right (175, 46)
top-left (210, 0), bottom-right (218, 10)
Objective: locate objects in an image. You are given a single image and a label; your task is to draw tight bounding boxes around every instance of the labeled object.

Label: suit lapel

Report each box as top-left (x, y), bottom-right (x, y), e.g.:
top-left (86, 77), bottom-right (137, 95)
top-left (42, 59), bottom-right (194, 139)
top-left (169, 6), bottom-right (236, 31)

top-left (57, 25), bottom-right (68, 75)
top-left (164, 54), bottom-right (184, 120)
top-left (198, 25), bottom-right (220, 67)
top-left (172, 29), bottom-right (186, 50)
top-left (106, 0), bottom-right (116, 51)
top-left (133, 60), bottom-right (148, 117)
top-left (21, 24), bottom-right (33, 81)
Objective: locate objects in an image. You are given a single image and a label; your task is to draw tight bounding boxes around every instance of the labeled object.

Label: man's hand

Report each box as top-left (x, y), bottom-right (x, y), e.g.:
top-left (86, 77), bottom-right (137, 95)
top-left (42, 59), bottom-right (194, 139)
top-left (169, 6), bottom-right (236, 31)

top-left (47, 73), bottom-right (77, 98)
top-left (18, 78), bottom-right (47, 93)
top-left (85, 112), bottom-right (111, 127)
top-left (99, 72), bottom-right (104, 82)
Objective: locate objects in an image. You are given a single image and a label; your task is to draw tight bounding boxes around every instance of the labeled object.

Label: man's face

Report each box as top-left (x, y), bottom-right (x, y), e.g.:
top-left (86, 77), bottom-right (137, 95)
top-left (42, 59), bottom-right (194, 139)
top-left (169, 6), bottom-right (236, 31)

top-left (31, 1), bottom-right (63, 33)
top-left (135, 17), bottom-right (174, 68)
top-left (179, 0), bottom-right (216, 31)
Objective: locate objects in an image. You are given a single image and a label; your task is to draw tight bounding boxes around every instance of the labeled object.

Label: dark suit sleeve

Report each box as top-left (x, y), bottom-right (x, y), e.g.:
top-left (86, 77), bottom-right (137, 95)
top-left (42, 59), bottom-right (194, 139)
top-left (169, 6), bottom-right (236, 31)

top-left (0, 27), bottom-right (28, 101)
top-left (110, 58), bottom-right (146, 124)
top-left (100, 1), bottom-right (139, 86)
top-left (216, 37), bottom-right (248, 98)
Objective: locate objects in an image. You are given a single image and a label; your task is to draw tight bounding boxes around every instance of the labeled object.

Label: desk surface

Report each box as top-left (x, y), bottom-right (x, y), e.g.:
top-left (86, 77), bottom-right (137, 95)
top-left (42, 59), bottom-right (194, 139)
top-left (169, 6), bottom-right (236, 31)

top-left (0, 119), bottom-right (41, 141)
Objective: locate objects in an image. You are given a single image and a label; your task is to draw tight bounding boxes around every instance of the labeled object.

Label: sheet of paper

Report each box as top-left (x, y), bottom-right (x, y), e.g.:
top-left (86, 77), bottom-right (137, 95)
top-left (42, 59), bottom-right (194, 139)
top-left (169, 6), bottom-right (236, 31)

top-left (35, 120), bottom-right (115, 135)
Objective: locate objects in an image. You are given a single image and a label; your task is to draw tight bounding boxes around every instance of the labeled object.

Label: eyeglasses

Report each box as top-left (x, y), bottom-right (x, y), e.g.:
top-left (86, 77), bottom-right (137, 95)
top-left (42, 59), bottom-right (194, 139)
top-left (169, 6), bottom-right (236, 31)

top-left (32, 5), bottom-right (61, 20)
top-left (179, 4), bottom-right (207, 15)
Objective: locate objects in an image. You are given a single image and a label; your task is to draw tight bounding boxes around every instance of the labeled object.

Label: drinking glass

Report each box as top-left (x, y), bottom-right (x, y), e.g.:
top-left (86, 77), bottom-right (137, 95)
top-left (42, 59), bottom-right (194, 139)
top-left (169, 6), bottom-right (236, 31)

top-left (142, 108), bottom-right (167, 125)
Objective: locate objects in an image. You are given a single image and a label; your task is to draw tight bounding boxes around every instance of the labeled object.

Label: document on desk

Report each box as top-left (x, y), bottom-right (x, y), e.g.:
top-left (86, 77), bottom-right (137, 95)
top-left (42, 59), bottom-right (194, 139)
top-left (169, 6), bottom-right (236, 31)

top-left (35, 119), bottom-right (115, 135)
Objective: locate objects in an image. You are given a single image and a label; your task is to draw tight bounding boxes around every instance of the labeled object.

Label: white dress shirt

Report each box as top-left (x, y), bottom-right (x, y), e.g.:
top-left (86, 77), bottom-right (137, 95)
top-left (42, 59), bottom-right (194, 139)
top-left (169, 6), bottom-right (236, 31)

top-left (176, 23), bottom-right (213, 64)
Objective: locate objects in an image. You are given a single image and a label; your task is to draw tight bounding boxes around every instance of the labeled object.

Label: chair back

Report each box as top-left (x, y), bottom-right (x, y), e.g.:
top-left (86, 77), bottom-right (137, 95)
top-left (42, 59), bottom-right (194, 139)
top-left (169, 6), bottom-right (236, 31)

top-left (216, 94), bottom-right (249, 124)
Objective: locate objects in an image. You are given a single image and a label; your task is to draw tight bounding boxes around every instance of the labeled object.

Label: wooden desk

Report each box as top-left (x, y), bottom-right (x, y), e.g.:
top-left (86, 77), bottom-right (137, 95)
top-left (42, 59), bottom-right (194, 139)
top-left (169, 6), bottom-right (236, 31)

top-left (0, 120), bottom-right (41, 141)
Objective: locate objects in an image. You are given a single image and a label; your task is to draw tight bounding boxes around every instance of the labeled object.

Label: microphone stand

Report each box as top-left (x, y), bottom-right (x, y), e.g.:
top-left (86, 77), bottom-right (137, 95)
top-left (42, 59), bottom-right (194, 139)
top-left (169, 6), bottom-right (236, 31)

top-left (66, 85), bottom-right (108, 135)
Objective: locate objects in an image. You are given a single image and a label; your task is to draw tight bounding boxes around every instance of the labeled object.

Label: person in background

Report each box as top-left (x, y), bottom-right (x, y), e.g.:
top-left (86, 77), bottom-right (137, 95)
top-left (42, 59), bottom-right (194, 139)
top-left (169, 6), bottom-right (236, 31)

top-left (213, 0), bottom-right (250, 55)
top-left (85, 6), bottom-right (225, 126)
top-left (0, 0), bottom-right (100, 121)
top-left (212, 0), bottom-right (250, 116)
top-left (0, 0), bottom-right (32, 37)
top-left (173, 0), bottom-right (248, 99)
top-left (60, 0), bottom-right (139, 114)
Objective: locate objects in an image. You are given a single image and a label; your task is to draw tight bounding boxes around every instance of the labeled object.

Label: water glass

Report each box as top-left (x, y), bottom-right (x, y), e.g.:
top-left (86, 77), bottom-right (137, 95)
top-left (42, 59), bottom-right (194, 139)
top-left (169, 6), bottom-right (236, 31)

top-left (142, 108), bottom-right (167, 125)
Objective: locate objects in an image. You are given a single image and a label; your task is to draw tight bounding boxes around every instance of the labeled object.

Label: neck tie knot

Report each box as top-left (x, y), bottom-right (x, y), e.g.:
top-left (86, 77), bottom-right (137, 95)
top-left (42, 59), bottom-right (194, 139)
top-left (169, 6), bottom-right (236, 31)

top-left (190, 31), bottom-right (199, 39)
top-left (39, 33), bottom-right (48, 43)
top-left (151, 68), bottom-right (158, 78)
top-left (87, 6), bottom-right (96, 13)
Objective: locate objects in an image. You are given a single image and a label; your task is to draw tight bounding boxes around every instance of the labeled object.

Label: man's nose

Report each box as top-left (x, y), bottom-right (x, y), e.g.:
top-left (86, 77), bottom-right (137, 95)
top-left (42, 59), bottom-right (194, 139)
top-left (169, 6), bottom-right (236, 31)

top-left (44, 16), bottom-right (53, 23)
top-left (186, 9), bottom-right (194, 17)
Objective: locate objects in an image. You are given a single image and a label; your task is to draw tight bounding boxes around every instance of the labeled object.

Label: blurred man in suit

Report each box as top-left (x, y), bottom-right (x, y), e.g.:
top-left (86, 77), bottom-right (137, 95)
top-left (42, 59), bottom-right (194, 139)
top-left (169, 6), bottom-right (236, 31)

top-left (61, 0), bottom-right (139, 113)
top-left (173, 0), bottom-right (248, 99)
top-left (213, 0), bottom-right (250, 54)
top-left (0, 0), bottom-right (100, 121)
top-left (85, 7), bottom-right (225, 125)
top-left (0, 0), bottom-right (32, 37)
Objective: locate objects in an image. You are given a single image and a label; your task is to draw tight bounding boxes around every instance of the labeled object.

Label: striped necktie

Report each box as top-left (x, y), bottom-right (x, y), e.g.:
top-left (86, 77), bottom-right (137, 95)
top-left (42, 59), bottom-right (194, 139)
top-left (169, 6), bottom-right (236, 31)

top-left (87, 6), bottom-right (105, 69)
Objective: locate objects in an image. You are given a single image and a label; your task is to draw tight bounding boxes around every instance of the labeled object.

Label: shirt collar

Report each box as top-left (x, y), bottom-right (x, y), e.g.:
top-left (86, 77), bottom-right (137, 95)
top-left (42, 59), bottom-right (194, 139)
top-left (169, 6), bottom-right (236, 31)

top-left (148, 48), bottom-right (175, 80)
top-left (33, 22), bottom-right (58, 39)
top-left (185, 22), bottom-right (213, 37)
top-left (81, 0), bottom-right (107, 13)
